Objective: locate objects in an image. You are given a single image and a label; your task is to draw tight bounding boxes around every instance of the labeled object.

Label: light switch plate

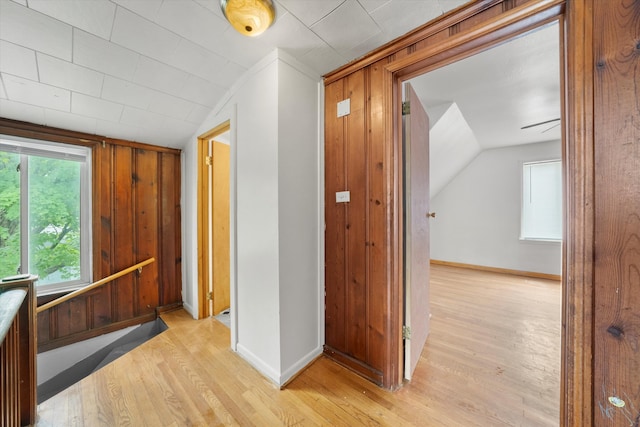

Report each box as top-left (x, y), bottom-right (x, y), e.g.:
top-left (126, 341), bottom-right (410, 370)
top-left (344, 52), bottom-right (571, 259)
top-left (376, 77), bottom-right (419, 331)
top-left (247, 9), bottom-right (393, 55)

top-left (337, 99), bottom-right (350, 117)
top-left (336, 191), bottom-right (350, 203)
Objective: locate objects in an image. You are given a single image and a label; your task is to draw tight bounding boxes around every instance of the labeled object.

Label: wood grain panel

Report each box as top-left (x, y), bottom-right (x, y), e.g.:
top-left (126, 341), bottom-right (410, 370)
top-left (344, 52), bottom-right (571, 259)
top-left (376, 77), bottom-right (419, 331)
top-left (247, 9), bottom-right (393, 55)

top-left (366, 59), bottom-right (389, 373)
top-left (0, 118), bottom-right (182, 351)
top-left (324, 79), bottom-right (347, 352)
top-left (159, 152), bottom-right (180, 306)
top-left (344, 69), bottom-right (368, 362)
top-left (113, 145), bottom-right (135, 321)
top-left (133, 149), bottom-right (160, 316)
top-left (593, 0), bottom-right (640, 425)
top-left (89, 286), bottom-right (112, 328)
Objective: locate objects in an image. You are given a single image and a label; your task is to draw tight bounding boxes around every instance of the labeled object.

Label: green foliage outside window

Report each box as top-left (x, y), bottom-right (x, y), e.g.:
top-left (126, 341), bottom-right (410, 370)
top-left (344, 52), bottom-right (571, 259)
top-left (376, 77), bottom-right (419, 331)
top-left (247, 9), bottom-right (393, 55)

top-left (0, 151), bottom-right (82, 285)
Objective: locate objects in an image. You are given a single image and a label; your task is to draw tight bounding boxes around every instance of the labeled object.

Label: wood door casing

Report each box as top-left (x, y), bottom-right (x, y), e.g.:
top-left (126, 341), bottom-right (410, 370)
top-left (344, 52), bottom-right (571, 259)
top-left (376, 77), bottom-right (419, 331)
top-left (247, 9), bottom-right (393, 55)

top-left (403, 83), bottom-right (431, 380)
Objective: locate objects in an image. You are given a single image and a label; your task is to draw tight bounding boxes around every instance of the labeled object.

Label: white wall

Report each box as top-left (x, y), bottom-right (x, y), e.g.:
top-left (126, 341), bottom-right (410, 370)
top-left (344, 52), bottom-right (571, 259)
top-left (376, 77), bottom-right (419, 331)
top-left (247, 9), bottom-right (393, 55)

top-left (277, 60), bottom-right (321, 377)
top-left (181, 49), bottom-right (322, 386)
top-left (430, 140), bottom-right (562, 275)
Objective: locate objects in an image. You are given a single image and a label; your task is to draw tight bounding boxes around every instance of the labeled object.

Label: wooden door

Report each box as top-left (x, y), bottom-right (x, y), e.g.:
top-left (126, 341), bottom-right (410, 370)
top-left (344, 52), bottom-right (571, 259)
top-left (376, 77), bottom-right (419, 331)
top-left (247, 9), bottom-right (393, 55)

top-left (403, 82), bottom-right (431, 380)
top-left (212, 140), bottom-right (230, 315)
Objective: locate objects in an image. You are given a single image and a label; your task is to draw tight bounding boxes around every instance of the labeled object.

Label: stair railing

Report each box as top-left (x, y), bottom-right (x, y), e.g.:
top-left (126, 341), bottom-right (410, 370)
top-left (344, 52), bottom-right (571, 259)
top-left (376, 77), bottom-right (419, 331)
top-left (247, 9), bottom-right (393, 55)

top-left (0, 257), bottom-right (155, 426)
top-left (37, 257), bottom-right (155, 313)
top-left (1, 275), bottom-right (37, 427)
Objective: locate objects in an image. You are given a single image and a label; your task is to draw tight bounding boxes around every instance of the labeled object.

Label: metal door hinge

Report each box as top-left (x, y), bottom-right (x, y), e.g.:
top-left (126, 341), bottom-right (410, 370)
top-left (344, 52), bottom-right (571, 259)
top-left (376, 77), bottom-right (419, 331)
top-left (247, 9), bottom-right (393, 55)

top-left (403, 325), bottom-right (411, 340)
top-left (207, 291), bottom-right (213, 300)
top-left (205, 156), bottom-right (213, 166)
top-left (402, 101), bottom-right (410, 116)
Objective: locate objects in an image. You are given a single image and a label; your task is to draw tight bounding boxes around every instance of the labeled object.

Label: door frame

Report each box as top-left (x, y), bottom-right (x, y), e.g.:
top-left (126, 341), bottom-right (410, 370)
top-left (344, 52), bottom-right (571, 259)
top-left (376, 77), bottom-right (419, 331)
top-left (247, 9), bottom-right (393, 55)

top-left (382, 1), bottom-right (593, 424)
top-left (197, 120), bottom-right (230, 319)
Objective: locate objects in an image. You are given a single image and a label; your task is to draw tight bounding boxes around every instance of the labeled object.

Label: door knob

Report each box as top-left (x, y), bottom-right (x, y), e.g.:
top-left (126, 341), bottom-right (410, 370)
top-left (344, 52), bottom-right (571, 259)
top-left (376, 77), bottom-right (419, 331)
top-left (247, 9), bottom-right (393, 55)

top-left (427, 212), bottom-right (436, 218)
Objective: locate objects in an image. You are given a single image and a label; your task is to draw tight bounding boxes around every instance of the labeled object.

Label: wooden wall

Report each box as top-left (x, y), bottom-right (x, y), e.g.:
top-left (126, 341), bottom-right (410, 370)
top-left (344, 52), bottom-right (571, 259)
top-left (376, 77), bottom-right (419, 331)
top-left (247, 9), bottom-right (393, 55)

top-left (324, 0), bottom-right (640, 424)
top-left (0, 118), bottom-right (182, 352)
top-left (324, 0), bottom-right (553, 390)
top-left (592, 0), bottom-right (640, 425)
top-left (324, 65), bottom-right (389, 385)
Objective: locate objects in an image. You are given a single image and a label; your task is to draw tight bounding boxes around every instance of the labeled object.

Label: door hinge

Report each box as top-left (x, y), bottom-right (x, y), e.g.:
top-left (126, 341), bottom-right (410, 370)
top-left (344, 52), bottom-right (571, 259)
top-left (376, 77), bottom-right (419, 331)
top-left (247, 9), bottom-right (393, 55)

top-left (402, 101), bottom-right (410, 116)
top-left (205, 156), bottom-right (213, 166)
top-left (403, 325), bottom-right (411, 340)
top-left (207, 291), bottom-right (213, 300)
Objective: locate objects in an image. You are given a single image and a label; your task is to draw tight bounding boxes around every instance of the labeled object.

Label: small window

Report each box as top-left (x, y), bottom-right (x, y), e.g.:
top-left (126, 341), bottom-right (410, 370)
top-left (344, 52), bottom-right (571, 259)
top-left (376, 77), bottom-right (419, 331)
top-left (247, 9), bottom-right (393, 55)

top-left (521, 160), bottom-right (562, 241)
top-left (0, 136), bottom-right (92, 294)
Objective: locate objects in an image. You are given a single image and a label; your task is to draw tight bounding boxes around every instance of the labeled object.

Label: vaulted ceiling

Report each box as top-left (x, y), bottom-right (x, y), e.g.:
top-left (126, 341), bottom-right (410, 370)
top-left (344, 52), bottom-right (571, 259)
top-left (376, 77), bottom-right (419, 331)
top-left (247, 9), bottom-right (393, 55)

top-left (0, 0), bottom-right (469, 148)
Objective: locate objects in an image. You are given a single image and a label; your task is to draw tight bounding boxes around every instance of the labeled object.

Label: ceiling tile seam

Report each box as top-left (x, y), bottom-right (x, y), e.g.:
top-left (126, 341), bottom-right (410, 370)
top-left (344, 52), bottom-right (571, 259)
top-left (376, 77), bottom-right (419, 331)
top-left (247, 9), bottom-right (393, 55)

top-left (273, 4), bottom-right (347, 63)
top-left (110, 3), bottom-right (231, 64)
top-left (307, 0), bottom-right (349, 27)
top-left (107, 2), bottom-right (118, 43)
top-left (0, 74), bottom-right (7, 100)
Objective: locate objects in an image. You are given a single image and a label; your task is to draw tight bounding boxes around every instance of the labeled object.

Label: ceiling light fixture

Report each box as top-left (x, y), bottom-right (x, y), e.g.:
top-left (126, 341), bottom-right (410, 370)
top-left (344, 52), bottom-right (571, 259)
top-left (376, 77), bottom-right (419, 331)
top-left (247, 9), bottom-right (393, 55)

top-left (220, 0), bottom-right (276, 37)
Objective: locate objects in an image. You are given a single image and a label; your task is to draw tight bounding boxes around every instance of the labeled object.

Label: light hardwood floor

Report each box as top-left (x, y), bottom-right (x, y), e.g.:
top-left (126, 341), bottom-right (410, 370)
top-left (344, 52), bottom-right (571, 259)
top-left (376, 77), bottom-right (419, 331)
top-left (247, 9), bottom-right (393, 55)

top-left (36, 265), bottom-right (561, 426)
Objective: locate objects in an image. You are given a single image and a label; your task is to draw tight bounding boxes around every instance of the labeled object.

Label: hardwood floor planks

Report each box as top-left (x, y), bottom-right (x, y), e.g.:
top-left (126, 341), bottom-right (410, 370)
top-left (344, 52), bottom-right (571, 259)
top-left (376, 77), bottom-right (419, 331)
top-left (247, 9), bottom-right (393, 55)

top-left (36, 265), bottom-right (561, 426)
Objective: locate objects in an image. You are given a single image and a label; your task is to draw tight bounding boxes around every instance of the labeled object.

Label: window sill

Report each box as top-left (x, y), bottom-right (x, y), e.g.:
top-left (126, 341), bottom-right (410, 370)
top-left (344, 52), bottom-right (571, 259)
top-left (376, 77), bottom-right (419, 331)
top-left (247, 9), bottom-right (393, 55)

top-left (519, 237), bottom-right (562, 244)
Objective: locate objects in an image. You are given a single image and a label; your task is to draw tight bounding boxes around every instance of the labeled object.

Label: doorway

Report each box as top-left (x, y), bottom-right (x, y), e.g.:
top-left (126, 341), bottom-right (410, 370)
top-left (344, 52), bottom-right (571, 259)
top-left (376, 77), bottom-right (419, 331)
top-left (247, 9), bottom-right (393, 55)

top-left (197, 121), bottom-right (231, 320)
top-left (399, 18), bottom-right (563, 423)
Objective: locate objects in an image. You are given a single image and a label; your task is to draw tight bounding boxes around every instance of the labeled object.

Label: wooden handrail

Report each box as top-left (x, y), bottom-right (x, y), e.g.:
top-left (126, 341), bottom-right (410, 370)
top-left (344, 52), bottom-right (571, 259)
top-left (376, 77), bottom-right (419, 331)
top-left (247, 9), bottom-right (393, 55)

top-left (36, 257), bottom-right (155, 314)
top-left (0, 275), bottom-right (37, 426)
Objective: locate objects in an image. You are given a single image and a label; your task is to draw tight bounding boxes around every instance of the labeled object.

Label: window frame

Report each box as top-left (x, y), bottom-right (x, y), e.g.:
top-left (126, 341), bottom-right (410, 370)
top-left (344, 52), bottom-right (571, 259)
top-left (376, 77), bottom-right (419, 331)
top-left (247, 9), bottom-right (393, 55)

top-left (0, 134), bottom-right (93, 295)
top-left (520, 158), bottom-right (562, 243)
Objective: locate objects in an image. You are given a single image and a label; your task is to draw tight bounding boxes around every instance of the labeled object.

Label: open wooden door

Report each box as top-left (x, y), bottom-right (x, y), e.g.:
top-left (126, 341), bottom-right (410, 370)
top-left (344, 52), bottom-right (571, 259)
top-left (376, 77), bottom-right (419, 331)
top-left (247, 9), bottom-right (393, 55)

top-left (403, 82), bottom-right (431, 380)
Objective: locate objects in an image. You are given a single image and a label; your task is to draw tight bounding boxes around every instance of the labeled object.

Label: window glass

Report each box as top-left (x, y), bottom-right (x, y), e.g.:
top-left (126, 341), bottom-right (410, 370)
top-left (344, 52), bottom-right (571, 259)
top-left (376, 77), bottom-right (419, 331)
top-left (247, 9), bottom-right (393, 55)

top-left (521, 160), bottom-right (562, 241)
top-left (0, 136), bottom-right (91, 294)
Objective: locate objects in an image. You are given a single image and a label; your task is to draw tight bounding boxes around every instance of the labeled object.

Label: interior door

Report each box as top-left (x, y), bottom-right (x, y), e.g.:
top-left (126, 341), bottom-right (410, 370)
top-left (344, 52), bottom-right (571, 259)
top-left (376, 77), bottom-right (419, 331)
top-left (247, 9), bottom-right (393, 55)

top-left (403, 82), bottom-right (431, 380)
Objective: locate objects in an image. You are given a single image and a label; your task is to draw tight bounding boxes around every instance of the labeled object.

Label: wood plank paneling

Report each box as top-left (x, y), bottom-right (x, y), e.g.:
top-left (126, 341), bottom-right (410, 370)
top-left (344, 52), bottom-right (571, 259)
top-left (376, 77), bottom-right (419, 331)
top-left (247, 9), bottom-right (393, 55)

top-left (0, 118), bottom-right (183, 352)
top-left (593, 0), bottom-right (640, 425)
top-left (113, 145), bottom-right (135, 322)
top-left (367, 59), bottom-right (389, 374)
top-left (134, 149), bottom-right (159, 316)
top-left (159, 152), bottom-right (181, 306)
top-left (324, 79), bottom-right (347, 352)
top-left (344, 69), bottom-right (368, 362)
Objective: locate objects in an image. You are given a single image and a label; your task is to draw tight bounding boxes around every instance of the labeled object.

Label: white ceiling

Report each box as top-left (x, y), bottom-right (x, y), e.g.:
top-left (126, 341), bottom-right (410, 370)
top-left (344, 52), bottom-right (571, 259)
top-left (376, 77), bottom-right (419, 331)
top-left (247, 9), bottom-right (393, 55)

top-left (409, 21), bottom-right (561, 149)
top-left (0, 0), bottom-right (470, 148)
top-left (408, 21), bottom-right (561, 196)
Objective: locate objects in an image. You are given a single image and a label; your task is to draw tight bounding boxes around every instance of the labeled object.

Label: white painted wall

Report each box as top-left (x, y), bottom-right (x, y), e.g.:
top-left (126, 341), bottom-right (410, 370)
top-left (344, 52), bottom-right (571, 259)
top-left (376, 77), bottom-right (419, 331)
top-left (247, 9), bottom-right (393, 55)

top-left (277, 60), bottom-right (321, 377)
top-left (181, 50), bottom-right (322, 385)
top-left (430, 140), bottom-right (562, 275)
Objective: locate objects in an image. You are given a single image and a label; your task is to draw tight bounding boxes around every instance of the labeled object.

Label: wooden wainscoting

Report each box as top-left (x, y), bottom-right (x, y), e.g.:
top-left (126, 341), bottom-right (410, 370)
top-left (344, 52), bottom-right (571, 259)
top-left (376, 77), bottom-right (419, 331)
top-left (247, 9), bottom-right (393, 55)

top-left (0, 118), bottom-right (183, 352)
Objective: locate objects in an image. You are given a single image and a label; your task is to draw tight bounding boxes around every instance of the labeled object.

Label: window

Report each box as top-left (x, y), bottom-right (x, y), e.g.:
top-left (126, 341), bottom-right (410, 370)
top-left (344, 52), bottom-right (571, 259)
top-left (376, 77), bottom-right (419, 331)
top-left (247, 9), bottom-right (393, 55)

top-left (0, 136), bottom-right (92, 294)
top-left (521, 160), bottom-right (562, 241)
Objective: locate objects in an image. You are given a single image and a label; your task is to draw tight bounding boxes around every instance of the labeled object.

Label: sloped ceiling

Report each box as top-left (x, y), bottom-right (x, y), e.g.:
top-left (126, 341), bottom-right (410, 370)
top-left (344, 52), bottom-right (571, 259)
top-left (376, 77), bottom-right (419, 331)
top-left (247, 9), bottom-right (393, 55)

top-left (408, 21), bottom-right (561, 196)
top-left (0, 0), bottom-right (469, 148)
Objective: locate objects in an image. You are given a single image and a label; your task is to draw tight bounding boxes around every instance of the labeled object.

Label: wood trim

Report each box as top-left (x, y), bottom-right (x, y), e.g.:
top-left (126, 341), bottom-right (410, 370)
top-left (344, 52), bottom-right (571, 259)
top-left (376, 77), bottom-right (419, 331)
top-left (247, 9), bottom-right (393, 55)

top-left (155, 302), bottom-right (183, 315)
top-left (388, 0), bottom-right (564, 78)
top-left (323, 346), bottom-right (384, 386)
top-left (323, 0), bottom-right (505, 84)
top-left (562, 0), bottom-right (594, 424)
top-left (430, 260), bottom-right (561, 281)
top-left (197, 136), bottom-right (209, 320)
top-left (0, 117), bottom-right (181, 154)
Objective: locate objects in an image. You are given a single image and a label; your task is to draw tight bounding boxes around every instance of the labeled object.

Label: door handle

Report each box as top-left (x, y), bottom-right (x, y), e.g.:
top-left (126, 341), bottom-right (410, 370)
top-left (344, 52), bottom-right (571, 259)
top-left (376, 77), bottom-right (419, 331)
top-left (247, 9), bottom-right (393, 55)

top-left (427, 212), bottom-right (436, 218)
